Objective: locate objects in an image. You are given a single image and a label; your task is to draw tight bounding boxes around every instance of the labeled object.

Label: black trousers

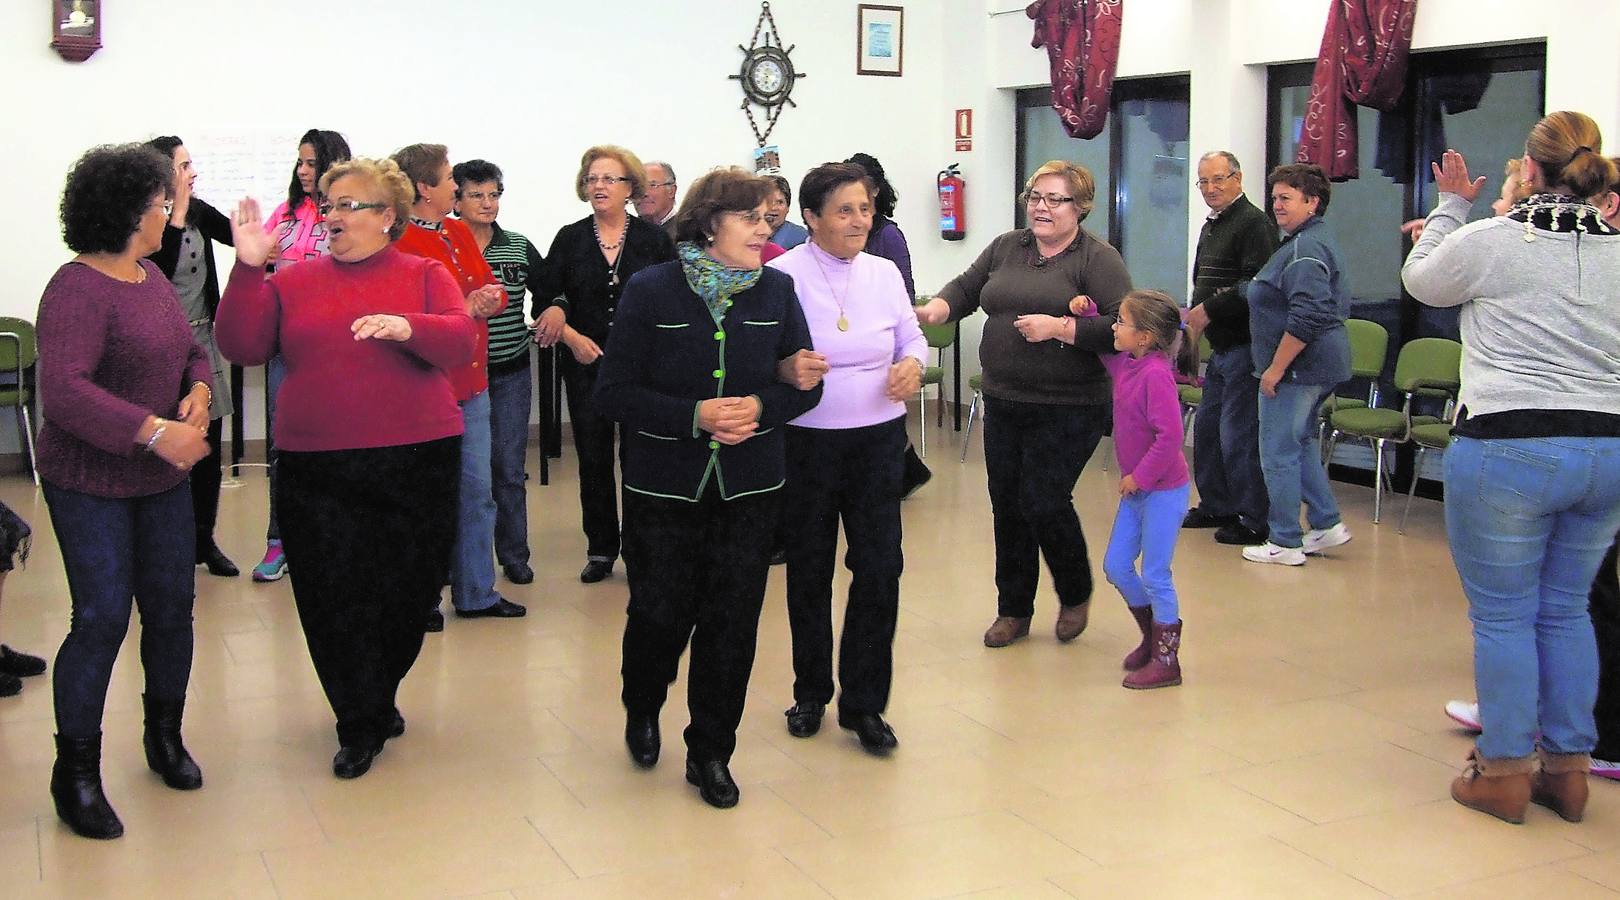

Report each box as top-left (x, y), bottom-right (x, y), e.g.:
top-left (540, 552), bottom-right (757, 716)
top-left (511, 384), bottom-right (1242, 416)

top-left (277, 437), bottom-right (459, 749)
top-left (620, 483), bottom-right (779, 763)
top-left (559, 353), bottom-right (621, 561)
top-left (784, 418), bottom-right (905, 716)
top-left (1593, 537), bottom-right (1619, 761)
top-left (189, 417), bottom-right (224, 548)
top-left (982, 397), bottom-right (1108, 618)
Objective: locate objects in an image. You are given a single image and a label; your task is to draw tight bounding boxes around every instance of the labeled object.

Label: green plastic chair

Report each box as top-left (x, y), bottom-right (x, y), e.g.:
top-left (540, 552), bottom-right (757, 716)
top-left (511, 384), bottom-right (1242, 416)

top-left (960, 372), bottom-right (984, 462)
top-left (1178, 334), bottom-right (1214, 432)
top-left (1318, 319), bottom-right (1390, 450)
top-left (0, 317), bottom-right (39, 487)
top-left (1325, 337), bottom-right (1461, 524)
top-left (917, 321), bottom-right (957, 458)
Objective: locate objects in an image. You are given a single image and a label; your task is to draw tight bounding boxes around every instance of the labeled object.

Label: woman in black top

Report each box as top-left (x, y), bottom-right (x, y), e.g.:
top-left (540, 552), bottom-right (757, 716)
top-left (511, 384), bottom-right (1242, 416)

top-left (537, 146), bottom-right (675, 584)
top-left (146, 136), bottom-right (238, 579)
top-left (595, 167), bottom-right (820, 809)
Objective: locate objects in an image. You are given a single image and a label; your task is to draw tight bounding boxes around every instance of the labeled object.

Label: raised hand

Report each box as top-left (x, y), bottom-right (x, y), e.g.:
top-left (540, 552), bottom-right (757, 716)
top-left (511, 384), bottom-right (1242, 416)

top-left (231, 198), bottom-right (275, 267)
top-left (1433, 150), bottom-right (1485, 203)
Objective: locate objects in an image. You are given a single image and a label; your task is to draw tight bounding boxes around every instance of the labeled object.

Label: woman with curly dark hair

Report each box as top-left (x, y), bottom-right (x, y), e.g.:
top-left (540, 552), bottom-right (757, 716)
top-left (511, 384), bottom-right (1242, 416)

top-left (37, 143), bottom-right (214, 839)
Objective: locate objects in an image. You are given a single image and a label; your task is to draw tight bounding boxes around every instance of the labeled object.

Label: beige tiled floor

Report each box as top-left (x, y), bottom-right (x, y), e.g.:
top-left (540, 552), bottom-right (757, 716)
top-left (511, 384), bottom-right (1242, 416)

top-left (0, 426), bottom-right (1617, 899)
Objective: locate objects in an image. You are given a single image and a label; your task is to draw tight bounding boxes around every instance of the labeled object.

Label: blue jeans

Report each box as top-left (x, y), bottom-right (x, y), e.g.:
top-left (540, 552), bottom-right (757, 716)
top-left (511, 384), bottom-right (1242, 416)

top-left (451, 390), bottom-right (499, 611)
top-left (1445, 435), bottom-right (1620, 760)
top-left (1103, 482), bottom-right (1191, 625)
top-left (487, 362), bottom-right (532, 568)
top-left (265, 354), bottom-right (286, 542)
top-left (43, 481), bottom-right (195, 738)
top-left (1192, 346), bottom-right (1268, 532)
top-left (1258, 381), bottom-right (1341, 548)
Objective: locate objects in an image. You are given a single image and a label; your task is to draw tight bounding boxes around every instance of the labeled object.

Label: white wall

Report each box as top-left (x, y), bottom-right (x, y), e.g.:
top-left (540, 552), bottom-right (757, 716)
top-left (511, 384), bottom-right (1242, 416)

top-left (4, 0), bottom-right (1618, 446)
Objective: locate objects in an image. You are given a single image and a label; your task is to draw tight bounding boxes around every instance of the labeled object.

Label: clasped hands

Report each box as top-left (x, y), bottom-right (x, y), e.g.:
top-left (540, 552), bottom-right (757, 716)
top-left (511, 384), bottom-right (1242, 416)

top-left (698, 396), bottom-right (762, 445)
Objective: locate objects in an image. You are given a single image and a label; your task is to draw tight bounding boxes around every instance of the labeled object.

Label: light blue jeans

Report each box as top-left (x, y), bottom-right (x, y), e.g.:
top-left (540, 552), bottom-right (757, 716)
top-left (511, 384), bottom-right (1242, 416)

top-left (1445, 435), bottom-right (1620, 761)
top-left (1103, 482), bottom-right (1191, 625)
top-left (451, 390), bottom-right (499, 611)
top-left (1258, 381), bottom-right (1341, 549)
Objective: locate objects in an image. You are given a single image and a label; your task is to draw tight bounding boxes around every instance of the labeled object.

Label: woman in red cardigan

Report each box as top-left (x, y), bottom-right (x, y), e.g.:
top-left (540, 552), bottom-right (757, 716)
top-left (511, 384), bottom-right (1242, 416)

top-left (217, 158), bottom-right (476, 780)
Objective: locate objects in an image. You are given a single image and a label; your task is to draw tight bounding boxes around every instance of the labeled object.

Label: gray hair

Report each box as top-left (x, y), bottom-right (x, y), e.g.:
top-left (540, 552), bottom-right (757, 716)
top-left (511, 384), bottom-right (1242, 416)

top-left (646, 160), bottom-right (677, 184)
top-left (1198, 151), bottom-right (1242, 173)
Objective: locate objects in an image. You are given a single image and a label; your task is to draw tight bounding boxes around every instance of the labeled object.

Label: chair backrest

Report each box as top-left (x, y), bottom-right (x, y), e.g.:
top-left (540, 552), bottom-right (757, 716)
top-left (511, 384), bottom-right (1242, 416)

top-left (920, 322), bottom-right (957, 351)
top-left (1345, 319), bottom-right (1389, 380)
top-left (1392, 337), bottom-right (1462, 396)
top-left (0, 317), bottom-right (38, 372)
top-left (1197, 334), bottom-right (1213, 364)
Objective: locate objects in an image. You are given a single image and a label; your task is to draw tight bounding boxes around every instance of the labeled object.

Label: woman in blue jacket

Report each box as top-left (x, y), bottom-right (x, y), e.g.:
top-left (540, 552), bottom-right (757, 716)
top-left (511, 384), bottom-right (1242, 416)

top-left (595, 167), bottom-right (822, 809)
top-left (1241, 163), bottom-right (1353, 567)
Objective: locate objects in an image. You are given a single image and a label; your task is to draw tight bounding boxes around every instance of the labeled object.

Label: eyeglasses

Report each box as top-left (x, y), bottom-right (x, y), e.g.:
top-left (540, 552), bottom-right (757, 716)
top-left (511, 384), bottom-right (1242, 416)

top-left (318, 199), bottom-right (389, 216)
top-left (1021, 192), bottom-right (1075, 208)
top-left (727, 210), bottom-right (766, 225)
top-left (585, 175), bottom-right (630, 186)
top-left (156, 199), bottom-right (174, 217)
top-left (1195, 173), bottom-right (1234, 189)
top-left (1112, 314), bottom-right (1140, 330)
top-left (646, 180), bottom-right (676, 189)
top-left (461, 190), bottom-right (503, 202)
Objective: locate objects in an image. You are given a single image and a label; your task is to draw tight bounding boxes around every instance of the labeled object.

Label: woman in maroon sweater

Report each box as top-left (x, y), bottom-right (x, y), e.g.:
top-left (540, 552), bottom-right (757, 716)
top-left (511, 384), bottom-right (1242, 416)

top-left (217, 158), bottom-right (475, 780)
top-left (38, 144), bottom-right (214, 840)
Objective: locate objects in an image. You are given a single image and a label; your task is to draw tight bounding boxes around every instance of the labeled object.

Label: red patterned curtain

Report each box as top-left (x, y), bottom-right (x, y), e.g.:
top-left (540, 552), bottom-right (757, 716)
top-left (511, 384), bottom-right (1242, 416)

top-left (1026, 0), bottom-right (1123, 140)
top-left (1296, 0), bottom-right (1420, 181)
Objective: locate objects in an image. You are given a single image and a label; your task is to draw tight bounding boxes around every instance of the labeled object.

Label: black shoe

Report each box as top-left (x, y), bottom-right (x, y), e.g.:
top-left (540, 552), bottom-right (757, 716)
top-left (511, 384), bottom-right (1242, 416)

top-left (1182, 507), bottom-right (1237, 529)
top-left (455, 596), bottom-right (527, 619)
top-left (332, 744), bottom-right (379, 779)
top-left (0, 644), bottom-right (45, 677)
top-left (195, 540), bottom-right (240, 577)
top-left (142, 694), bottom-right (203, 790)
top-left (838, 712), bottom-right (899, 754)
top-left (580, 559), bottom-right (614, 584)
top-left (503, 562), bottom-right (534, 585)
top-left (1214, 522), bottom-right (1268, 546)
top-left (900, 444), bottom-right (932, 500)
top-left (784, 702), bottom-right (824, 738)
top-left (685, 758), bottom-right (740, 809)
top-left (51, 733), bottom-right (123, 840)
top-left (0, 672), bottom-right (20, 697)
top-left (425, 609), bottom-right (444, 633)
top-left (769, 548), bottom-right (787, 566)
top-left (625, 712), bottom-right (660, 768)
top-left (386, 710), bottom-right (406, 739)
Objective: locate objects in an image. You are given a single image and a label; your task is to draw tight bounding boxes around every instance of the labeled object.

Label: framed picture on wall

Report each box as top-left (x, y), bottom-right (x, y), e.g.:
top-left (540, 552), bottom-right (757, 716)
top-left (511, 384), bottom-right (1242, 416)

top-left (51, 0), bottom-right (102, 61)
top-left (856, 4), bottom-right (903, 77)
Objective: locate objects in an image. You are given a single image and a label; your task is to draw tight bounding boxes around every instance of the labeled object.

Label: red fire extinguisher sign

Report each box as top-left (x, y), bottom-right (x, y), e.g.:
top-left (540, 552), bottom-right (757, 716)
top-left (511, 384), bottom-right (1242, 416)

top-left (955, 109), bottom-right (973, 151)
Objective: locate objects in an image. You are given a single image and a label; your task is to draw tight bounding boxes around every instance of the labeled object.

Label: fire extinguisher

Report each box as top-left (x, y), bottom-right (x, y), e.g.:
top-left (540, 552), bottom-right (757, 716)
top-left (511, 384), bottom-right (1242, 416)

top-left (938, 164), bottom-right (966, 241)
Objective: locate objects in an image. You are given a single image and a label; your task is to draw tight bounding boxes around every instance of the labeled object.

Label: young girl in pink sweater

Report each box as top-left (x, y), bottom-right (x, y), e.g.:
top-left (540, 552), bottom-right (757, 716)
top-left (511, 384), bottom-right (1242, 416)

top-left (1072, 289), bottom-right (1191, 689)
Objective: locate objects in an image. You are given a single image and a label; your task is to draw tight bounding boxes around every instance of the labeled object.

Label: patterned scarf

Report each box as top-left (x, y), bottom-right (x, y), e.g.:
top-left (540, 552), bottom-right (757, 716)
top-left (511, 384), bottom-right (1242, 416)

top-left (678, 241), bottom-right (762, 323)
top-left (1507, 192), bottom-right (1619, 236)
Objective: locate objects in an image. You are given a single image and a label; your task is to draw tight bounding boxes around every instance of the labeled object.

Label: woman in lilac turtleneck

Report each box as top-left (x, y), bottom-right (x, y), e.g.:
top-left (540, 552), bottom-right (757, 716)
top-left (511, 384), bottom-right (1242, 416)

top-left (768, 162), bottom-right (926, 755)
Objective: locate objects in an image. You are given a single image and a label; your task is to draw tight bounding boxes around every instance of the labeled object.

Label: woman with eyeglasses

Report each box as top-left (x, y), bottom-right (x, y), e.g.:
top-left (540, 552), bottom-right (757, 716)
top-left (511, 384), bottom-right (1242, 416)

top-left (144, 136), bottom-right (239, 581)
top-left (916, 160), bottom-right (1131, 649)
top-left (252, 129), bottom-right (351, 584)
top-left (217, 158), bottom-right (475, 781)
top-left (1403, 112), bottom-right (1620, 825)
top-left (596, 167), bottom-right (822, 808)
top-left (1238, 163), bottom-right (1352, 568)
top-left (37, 143), bottom-right (214, 839)
top-left (537, 146), bottom-right (676, 585)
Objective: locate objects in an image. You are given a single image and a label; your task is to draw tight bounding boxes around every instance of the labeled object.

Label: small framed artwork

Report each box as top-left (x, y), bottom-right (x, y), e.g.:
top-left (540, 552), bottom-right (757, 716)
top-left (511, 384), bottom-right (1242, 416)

top-left (856, 4), bottom-right (903, 77)
top-left (51, 0), bottom-right (102, 62)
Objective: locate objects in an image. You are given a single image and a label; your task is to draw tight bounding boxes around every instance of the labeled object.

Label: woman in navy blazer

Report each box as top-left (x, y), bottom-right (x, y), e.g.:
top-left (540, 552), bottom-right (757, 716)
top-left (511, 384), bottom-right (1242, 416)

top-left (595, 168), bottom-right (822, 809)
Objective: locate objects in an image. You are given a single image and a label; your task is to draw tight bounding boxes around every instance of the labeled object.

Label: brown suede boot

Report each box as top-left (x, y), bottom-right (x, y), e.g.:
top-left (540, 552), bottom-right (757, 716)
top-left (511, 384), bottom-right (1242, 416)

top-left (1055, 602), bottom-right (1090, 643)
top-left (1531, 749), bottom-right (1591, 823)
top-left (1122, 606), bottom-right (1153, 671)
top-left (1450, 750), bottom-right (1533, 824)
top-left (982, 616), bottom-right (1031, 648)
top-left (1122, 620), bottom-right (1182, 689)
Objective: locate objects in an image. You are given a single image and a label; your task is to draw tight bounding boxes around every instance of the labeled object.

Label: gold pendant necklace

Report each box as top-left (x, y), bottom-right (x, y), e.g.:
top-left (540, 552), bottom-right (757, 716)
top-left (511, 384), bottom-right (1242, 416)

top-left (813, 247), bottom-right (851, 332)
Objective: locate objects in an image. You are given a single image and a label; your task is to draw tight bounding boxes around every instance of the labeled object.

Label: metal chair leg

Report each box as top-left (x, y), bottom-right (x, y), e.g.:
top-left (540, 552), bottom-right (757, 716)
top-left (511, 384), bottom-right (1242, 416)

top-left (1400, 446), bottom-right (1426, 534)
top-left (960, 391), bottom-right (981, 463)
top-left (1323, 431), bottom-right (1340, 469)
top-left (19, 405), bottom-right (38, 488)
top-left (916, 387), bottom-right (927, 459)
top-left (1371, 437), bottom-right (1386, 524)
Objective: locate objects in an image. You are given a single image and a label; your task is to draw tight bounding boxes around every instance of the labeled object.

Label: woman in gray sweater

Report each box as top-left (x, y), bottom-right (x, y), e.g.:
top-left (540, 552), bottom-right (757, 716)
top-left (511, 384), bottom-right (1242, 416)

top-left (1403, 111), bottom-right (1620, 827)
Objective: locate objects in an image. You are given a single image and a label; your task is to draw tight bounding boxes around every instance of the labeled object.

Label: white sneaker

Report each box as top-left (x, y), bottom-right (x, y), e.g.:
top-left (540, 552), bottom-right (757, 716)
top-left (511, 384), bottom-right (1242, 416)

top-left (1302, 522), bottom-right (1352, 555)
top-left (1592, 758), bottom-right (1620, 782)
top-left (1444, 700), bottom-right (1482, 733)
top-left (1242, 542), bottom-right (1306, 566)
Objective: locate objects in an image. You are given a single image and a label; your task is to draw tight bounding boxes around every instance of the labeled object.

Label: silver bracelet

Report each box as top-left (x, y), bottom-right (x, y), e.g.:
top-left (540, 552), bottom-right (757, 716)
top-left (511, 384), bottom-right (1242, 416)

top-left (144, 419), bottom-right (167, 453)
top-left (192, 381), bottom-right (212, 408)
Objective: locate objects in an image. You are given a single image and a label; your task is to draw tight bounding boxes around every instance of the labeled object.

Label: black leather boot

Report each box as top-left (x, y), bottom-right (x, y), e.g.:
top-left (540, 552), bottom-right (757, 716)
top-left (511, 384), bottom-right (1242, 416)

top-left (51, 733), bottom-right (124, 839)
top-left (143, 694), bottom-right (203, 790)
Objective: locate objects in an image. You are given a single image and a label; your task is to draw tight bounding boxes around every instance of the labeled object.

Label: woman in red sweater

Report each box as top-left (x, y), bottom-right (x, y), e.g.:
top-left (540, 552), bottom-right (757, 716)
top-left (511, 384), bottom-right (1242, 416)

top-left (217, 158), bottom-right (476, 780)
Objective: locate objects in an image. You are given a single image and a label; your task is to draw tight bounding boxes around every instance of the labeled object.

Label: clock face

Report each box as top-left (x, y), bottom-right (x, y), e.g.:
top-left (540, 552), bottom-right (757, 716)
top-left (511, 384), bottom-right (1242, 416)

top-left (751, 58), bottom-right (784, 94)
top-left (737, 46), bottom-right (795, 107)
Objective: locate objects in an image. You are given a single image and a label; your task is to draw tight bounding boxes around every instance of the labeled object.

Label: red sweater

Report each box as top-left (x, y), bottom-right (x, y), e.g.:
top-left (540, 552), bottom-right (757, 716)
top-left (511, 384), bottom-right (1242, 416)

top-left (394, 218), bottom-right (503, 401)
top-left (216, 248), bottom-right (476, 452)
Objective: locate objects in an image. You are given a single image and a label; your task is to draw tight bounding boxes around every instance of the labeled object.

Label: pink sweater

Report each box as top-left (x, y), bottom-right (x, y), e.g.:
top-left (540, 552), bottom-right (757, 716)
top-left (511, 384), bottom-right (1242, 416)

top-left (1099, 350), bottom-right (1189, 491)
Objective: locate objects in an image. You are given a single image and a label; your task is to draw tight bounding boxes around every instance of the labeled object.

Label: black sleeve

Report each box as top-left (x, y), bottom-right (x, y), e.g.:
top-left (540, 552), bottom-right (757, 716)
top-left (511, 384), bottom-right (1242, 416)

top-left (191, 199), bottom-right (235, 247)
top-left (150, 225), bottom-right (185, 279)
top-left (755, 282), bottom-right (823, 428)
top-left (536, 226), bottom-right (571, 316)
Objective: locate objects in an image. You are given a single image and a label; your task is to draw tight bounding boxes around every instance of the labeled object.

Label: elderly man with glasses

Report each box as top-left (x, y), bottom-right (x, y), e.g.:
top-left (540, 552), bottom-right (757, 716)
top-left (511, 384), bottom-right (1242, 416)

top-left (634, 161), bottom-right (679, 240)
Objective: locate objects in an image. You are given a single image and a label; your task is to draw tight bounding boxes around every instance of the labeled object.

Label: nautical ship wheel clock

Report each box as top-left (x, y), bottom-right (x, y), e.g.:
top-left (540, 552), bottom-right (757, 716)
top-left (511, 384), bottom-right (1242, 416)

top-left (729, 2), bottom-right (806, 151)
